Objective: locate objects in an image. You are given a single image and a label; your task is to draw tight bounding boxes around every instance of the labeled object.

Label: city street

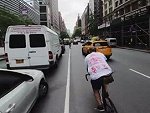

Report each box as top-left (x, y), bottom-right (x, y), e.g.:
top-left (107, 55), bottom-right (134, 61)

top-left (1, 44), bottom-right (150, 113)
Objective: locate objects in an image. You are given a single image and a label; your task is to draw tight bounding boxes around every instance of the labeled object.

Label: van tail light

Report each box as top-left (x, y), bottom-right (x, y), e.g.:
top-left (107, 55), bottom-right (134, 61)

top-left (5, 53), bottom-right (10, 69)
top-left (5, 53), bottom-right (9, 62)
top-left (49, 51), bottom-right (53, 59)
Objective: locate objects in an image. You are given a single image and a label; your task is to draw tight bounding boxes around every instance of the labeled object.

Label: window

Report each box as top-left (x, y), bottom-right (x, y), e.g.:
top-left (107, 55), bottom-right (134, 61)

top-left (29, 34), bottom-right (46, 48)
top-left (109, 0), bottom-right (112, 6)
top-left (110, 40), bottom-right (116, 42)
top-left (40, 14), bottom-right (47, 21)
top-left (104, 3), bottom-right (107, 9)
top-left (40, 22), bottom-right (47, 26)
top-left (125, 5), bottom-right (130, 13)
top-left (0, 71), bottom-right (24, 98)
top-left (93, 42), bottom-right (108, 46)
top-left (84, 42), bottom-right (92, 46)
top-left (132, 1), bottom-right (138, 11)
top-left (119, 0), bottom-right (123, 5)
top-left (115, 1), bottom-right (118, 7)
top-left (40, 6), bottom-right (46, 13)
top-left (119, 8), bottom-right (124, 15)
top-left (109, 7), bottom-right (113, 13)
top-left (105, 10), bottom-right (107, 15)
top-left (9, 35), bottom-right (26, 48)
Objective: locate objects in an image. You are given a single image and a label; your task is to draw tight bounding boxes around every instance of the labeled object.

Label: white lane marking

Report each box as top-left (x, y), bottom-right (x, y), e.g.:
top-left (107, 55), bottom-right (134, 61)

top-left (64, 49), bottom-right (71, 113)
top-left (129, 69), bottom-right (150, 79)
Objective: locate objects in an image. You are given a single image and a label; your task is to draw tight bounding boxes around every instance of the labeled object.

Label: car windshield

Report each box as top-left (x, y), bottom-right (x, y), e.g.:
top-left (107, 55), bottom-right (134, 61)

top-left (93, 42), bottom-right (108, 46)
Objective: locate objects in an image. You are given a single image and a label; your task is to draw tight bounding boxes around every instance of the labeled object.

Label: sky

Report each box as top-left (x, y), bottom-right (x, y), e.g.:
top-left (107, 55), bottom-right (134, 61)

top-left (58, 0), bottom-right (89, 34)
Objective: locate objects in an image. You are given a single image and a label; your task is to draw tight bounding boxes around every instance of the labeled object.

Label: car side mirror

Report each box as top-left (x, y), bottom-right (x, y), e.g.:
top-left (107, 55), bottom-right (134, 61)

top-left (23, 75), bottom-right (34, 81)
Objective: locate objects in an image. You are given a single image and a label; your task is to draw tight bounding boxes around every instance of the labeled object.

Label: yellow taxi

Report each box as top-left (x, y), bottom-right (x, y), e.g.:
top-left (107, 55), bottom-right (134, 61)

top-left (82, 40), bottom-right (112, 59)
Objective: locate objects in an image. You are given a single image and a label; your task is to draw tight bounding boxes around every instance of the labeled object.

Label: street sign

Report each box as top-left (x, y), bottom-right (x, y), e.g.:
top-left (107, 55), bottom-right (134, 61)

top-left (21, 6), bottom-right (28, 15)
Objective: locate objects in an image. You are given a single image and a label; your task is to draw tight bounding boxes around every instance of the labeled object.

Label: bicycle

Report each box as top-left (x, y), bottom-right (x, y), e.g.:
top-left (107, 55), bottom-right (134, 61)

top-left (85, 73), bottom-right (118, 113)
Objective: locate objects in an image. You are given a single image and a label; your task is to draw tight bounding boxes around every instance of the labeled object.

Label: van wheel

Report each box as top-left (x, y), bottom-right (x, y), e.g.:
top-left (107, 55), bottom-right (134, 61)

top-left (54, 56), bottom-right (58, 68)
top-left (82, 49), bottom-right (85, 55)
top-left (60, 53), bottom-right (62, 58)
top-left (54, 60), bottom-right (58, 68)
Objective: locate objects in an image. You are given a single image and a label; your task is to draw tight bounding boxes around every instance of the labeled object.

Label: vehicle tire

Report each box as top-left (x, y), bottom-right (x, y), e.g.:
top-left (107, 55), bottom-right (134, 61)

top-left (54, 56), bottom-right (58, 68)
top-left (104, 98), bottom-right (118, 113)
top-left (82, 49), bottom-right (85, 55)
top-left (39, 81), bottom-right (48, 97)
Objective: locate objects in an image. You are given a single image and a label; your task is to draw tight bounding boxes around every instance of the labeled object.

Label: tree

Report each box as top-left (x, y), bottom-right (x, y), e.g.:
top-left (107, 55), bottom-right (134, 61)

top-left (0, 8), bottom-right (33, 38)
top-left (88, 14), bottom-right (98, 36)
top-left (72, 27), bottom-right (81, 38)
top-left (60, 31), bottom-right (70, 40)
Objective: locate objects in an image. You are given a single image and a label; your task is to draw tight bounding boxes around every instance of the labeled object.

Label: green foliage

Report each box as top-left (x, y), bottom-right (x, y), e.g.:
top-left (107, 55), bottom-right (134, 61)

top-left (72, 27), bottom-right (81, 38)
top-left (88, 14), bottom-right (98, 36)
top-left (60, 31), bottom-right (70, 40)
top-left (0, 8), bottom-right (33, 37)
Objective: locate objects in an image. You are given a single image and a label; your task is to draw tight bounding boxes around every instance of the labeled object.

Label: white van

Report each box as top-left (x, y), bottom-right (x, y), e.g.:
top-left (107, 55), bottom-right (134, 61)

top-left (5, 25), bottom-right (62, 69)
top-left (105, 38), bottom-right (117, 47)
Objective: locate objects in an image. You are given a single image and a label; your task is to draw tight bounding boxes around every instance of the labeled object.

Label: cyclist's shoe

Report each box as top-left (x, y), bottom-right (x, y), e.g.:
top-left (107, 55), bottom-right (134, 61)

top-left (104, 92), bottom-right (109, 98)
top-left (96, 104), bottom-right (105, 112)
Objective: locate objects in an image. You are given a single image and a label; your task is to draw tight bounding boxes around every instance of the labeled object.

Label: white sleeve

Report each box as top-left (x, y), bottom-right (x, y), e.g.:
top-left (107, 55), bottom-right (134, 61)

top-left (98, 52), bottom-right (107, 60)
top-left (103, 54), bottom-right (107, 61)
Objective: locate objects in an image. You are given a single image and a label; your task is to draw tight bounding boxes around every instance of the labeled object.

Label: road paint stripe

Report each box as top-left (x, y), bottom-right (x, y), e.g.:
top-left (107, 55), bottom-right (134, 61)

top-left (129, 69), bottom-right (150, 79)
top-left (64, 49), bottom-right (71, 113)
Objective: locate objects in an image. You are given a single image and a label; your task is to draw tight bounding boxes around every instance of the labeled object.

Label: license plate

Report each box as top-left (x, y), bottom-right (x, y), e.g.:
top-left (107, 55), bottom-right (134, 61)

top-left (16, 59), bottom-right (24, 64)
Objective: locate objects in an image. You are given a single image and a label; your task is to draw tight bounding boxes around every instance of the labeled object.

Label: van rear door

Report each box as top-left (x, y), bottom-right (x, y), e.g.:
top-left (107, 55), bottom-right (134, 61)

top-left (8, 34), bottom-right (30, 68)
top-left (28, 34), bottom-right (49, 67)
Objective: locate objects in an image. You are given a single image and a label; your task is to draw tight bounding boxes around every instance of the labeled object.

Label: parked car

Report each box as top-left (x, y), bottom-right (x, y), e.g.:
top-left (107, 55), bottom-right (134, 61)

top-left (82, 40), bottom-right (112, 59)
top-left (60, 43), bottom-right (65, 54)
top-left (63, 38), bottom-right (70, 45)
top-left (59, 39), bottom-right (65, 54)
top-left (105, 38), bottom-right (117, 47)
top-left (73, 39), bottom-right (78, 45)
top-left (80, 40), bottom-right (85, 43)
top-left (5, 25), bottom-right (62, 70)
top-left (0, 68), bottom-right (48, 113)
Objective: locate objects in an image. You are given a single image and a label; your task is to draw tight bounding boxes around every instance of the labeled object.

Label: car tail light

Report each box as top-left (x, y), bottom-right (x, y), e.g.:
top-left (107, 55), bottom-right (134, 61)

top-left (49, 51), bottom-right (53, 59)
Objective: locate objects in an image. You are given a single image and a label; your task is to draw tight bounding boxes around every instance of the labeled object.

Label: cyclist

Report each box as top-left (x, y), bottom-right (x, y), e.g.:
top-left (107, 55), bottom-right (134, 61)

top-left (85, 48), bottom-right (113, 111)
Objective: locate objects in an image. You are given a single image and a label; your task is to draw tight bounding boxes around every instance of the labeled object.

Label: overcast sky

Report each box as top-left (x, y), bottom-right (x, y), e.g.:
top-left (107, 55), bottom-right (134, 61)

top-left (58, 0), bottom-right (89, 34)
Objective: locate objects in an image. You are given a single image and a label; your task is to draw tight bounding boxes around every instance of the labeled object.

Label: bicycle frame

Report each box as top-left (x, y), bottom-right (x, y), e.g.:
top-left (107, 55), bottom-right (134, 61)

top-left (101, 80), bottom-right (118, 113)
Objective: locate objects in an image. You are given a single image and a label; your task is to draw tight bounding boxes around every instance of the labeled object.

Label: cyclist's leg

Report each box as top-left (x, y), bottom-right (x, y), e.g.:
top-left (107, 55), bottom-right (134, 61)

top-left (91, 77), bottom-right (103, 105)
top-left (93, 89), bottom-right (102, 105)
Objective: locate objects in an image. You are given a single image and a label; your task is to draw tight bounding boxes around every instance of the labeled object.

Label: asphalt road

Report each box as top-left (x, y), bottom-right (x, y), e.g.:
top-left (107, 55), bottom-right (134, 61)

top-left (0, 44), bottom-right (150, 113)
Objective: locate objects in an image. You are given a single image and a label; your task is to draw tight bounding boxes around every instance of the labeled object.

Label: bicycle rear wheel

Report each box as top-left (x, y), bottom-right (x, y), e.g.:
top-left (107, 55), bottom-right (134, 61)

top-left (103, 97), bottom-right (118, 113)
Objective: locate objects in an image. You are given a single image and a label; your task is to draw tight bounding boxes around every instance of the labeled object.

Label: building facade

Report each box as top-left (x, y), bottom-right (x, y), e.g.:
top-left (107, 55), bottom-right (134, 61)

top-left (81, 4), bottom-right (89, 36)
top-left (99, 0), bottom-right (150, 48)
top-left (0, 0), bottom-right (40, 24)
top-left (59, 12), bottom-right (67, 33)
top-left (39, 0), bottom-right (51, 27)
top-left (49, 0), bottom-right (59, 34)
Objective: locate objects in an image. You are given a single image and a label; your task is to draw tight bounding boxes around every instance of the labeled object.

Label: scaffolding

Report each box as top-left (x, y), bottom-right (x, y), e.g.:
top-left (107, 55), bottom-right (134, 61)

top-left (101, 6), bottom-right (150, 49)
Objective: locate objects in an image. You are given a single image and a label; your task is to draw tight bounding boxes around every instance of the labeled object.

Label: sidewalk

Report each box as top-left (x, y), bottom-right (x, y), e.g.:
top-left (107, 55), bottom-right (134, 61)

top-left (117, 46), bottom-right (150, 53)
top-left (0, 47), bottom-right (5, 61)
